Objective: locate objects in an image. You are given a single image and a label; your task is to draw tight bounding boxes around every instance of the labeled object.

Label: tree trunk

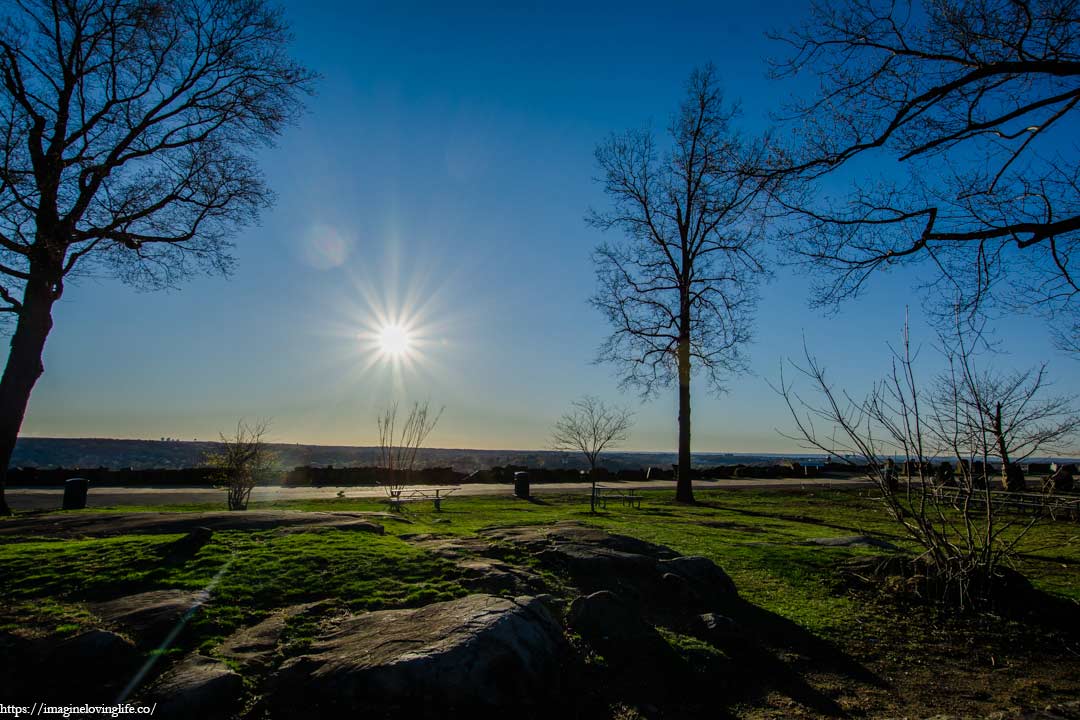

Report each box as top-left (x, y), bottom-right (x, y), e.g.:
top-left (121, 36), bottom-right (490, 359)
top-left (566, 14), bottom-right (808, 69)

top-left (0, 273), bottom-right (59, 516)
top-left (589, 462), bottom-right (596, 514)
top-left (992, 402), bottom-right (1024, 492)
top-left (676, 336), bottom-right (694, 503)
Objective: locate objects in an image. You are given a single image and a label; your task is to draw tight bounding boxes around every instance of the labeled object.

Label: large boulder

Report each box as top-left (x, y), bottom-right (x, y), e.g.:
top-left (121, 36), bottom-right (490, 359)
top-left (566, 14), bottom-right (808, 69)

top-left (481, 523), bottom-right (675, 599)
top-left (272, 594), bottom-right (563, 717)
top-left (40, 629), bottom-right (141, 700)
top-left (481, 523), bottom-right (738, 608)
top-left (144, 654), bottom-right (243, 720)
top-left (565, 590), bottom-right (654, 646)
top-left (482, 523), bottom-right (677, 560)
top-left (565, 590), bottom-right (684, 698)
top-left (658, 556), bottom-right (738, 601)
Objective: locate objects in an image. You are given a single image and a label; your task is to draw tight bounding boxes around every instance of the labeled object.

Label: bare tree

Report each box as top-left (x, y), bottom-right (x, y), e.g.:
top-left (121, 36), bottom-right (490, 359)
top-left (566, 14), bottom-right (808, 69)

top-left (551, 395), bottom-right (634, 512)
top-left (776, 319), bottom-right (1077, 608)
top-left (206, 419), bottom-right (275, 511)
top-left (589, 64), bottom-right (768, 503)
top-left (766, 0), bottom-right (1080, 348)
top-left (0, 0), bottom-right (315, 514)
top-left (376, 401), bottom-right (443, 500)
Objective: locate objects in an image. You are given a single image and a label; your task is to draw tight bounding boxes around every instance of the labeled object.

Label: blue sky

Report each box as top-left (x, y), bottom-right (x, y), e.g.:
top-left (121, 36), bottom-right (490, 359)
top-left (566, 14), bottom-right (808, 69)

top-left (20, 0), bottom-right (1080, 452)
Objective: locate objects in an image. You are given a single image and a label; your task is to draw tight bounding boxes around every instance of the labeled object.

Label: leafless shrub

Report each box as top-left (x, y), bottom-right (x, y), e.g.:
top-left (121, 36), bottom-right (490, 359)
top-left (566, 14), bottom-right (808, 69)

top-left (776, 317), bottom-right (1078, 609)
top-left (376, 401), bottom-right (443, 499)
top-left (206, 419), bottom-right (275, 511)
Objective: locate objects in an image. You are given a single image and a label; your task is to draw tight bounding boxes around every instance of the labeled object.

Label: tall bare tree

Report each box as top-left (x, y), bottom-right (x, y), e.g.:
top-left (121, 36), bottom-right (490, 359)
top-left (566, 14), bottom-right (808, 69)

top-left (766, 0), bottom-right (1080, 348)
top-left (589, 64), bottom-right (767, 503)
top-left (551, 395), bottom-right (633, 512)
top-left (0, 0), bottom-right (315, 514)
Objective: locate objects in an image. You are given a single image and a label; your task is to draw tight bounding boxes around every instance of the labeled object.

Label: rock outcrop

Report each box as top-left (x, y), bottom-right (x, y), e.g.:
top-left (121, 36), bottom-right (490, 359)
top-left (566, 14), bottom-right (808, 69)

top-left (271, 594), bottom-right (563, 716)
top-left (91, 589), bottom-right (207, 649)
top-left (482, 522), bottom-right (737, 607)
top-left (145, 654), bottom-right (243, 719)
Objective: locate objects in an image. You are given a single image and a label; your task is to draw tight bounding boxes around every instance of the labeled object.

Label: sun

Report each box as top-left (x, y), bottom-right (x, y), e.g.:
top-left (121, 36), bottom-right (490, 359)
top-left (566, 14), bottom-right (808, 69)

top-left (378, 323), bottom-right (412, 357)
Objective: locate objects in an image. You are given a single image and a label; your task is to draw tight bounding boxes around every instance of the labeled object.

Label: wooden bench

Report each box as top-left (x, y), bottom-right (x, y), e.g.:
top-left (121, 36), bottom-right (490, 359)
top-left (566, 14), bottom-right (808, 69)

top-left (593, 486), bottom-right (643, 510)
top-left (384, 487), bottom-right (458, 512)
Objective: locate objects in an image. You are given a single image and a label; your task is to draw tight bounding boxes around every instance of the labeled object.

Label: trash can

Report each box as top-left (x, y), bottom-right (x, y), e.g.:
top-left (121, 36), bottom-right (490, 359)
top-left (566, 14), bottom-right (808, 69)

top-left (513, 471), bottom-right (530, 499)
top-left (63, 477), bottom-right (90, 510)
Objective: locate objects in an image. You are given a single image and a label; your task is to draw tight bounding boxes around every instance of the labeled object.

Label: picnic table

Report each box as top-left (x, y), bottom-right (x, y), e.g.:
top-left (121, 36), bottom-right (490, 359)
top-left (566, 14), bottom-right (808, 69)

top-left (592, 485), bottom-right (643, 510)
top-left (384, 487), bottom-right (458, 511)
top-left (929, 486), bottom-right (1080, 521)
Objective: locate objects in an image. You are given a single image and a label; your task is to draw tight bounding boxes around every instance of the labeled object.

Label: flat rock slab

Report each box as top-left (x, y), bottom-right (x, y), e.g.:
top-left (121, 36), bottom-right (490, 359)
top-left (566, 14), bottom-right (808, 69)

top-left (802, 535), bottom-right (899, 550)
top-left (0, 511), bottom-right (385, 538)
top-left (145, 653), bottom-right (243, 719)
top-left (401, 534), bottom-right (549, 594)
top-left (481, 521), bottom-right (678, 559)
top-left (91, 589), bottom-right (207, 649)
top-left (216, 602), bottom-right (327, 673)
top-left (398, 534), bottom-right (495, 560)
top-left (272, 594), bottom-right (563, 715)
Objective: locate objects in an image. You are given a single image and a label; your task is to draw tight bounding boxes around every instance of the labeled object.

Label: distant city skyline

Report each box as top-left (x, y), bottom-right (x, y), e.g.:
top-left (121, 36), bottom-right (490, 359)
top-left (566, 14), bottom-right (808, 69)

top-left (19, 0), bottom-right (1080, 454)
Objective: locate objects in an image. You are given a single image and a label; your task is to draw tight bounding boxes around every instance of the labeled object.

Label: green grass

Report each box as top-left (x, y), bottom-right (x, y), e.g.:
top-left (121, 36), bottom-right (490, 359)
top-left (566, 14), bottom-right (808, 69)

top-left (3, 487), bottom-right (1077, 643)
top-left (0, 528), bottom-right (467, 640)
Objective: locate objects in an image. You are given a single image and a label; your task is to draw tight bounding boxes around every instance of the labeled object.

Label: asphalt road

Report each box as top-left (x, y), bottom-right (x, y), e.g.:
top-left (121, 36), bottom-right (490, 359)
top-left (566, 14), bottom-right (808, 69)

top-left (6, 476), bottom-right (872, 512)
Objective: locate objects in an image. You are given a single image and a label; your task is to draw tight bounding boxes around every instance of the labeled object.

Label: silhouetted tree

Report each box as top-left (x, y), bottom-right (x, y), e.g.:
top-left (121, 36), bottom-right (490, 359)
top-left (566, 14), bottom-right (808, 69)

top-left (589, 64), bottom-right (767, 503)
top-left (551, 395), bottom-right (633, 512)
top-left (0, 0), bottom-right (315, 514)
top-left (767, 0), bottom-right (1080, 349)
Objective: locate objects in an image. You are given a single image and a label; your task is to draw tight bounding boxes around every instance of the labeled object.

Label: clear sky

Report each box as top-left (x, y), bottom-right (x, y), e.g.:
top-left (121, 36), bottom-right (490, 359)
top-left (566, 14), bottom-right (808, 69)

top-left (18, 0), bottom-right (1080, 453)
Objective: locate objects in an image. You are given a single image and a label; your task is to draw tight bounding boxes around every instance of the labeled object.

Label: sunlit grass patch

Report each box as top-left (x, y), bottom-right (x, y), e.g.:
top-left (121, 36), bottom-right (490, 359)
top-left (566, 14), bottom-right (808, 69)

top-left (0, 529), bottom-right (468, 642)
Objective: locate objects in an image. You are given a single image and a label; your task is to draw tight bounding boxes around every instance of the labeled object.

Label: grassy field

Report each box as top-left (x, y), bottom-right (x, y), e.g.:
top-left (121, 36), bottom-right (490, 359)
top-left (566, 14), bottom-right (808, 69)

top-left (2, 486), bottom-right (1079, 717)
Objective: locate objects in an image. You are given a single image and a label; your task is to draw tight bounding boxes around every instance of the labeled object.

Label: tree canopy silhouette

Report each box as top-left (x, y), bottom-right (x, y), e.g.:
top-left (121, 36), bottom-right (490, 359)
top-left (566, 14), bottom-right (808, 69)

top-left (0, 0), bottom-right (315, 514)
top-left (767, 0), bottom-right (1080, 349)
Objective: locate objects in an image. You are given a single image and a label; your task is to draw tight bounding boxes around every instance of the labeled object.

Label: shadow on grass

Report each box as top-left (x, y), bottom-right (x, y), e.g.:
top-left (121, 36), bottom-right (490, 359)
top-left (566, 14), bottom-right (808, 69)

top-left (697, 500), bottom-right (904, 539)
top-left (712, 595), bottom-right (886, 716)
top-left (570, 592), bottom-right (884, 718)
